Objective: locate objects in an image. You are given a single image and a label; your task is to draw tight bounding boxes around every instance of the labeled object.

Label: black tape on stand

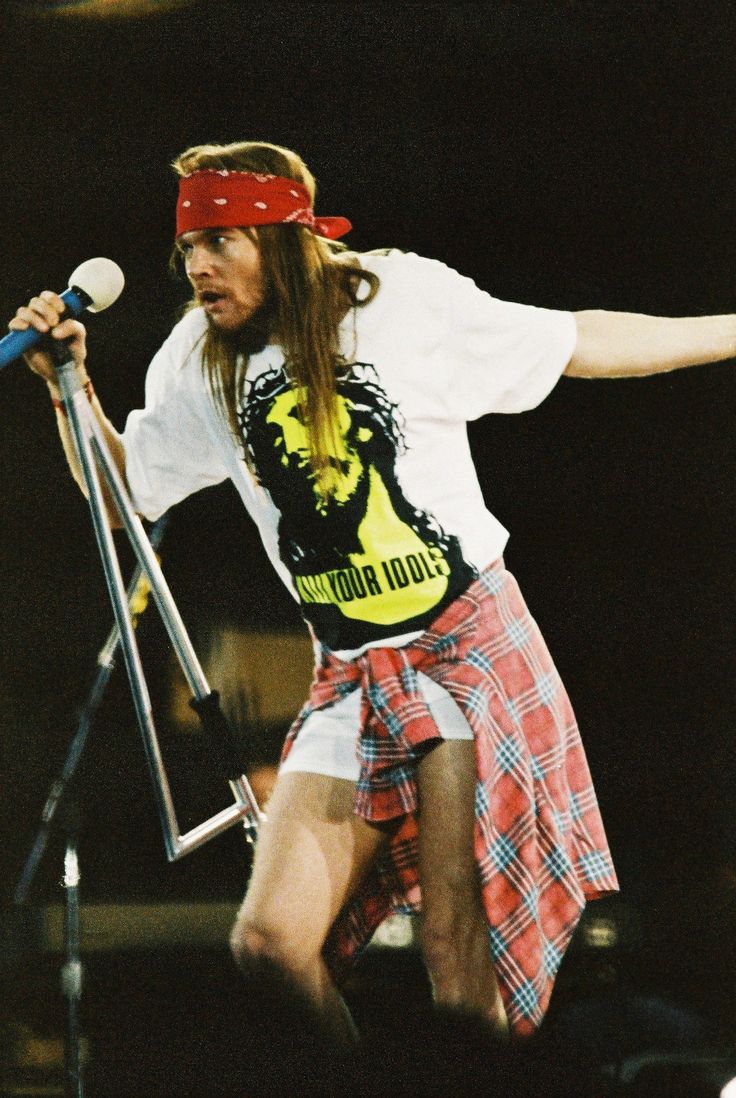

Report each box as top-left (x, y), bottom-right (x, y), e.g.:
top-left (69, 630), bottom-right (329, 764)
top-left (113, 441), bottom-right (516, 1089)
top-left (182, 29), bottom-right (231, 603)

top-left (189, 691), bottom-right (245, 780)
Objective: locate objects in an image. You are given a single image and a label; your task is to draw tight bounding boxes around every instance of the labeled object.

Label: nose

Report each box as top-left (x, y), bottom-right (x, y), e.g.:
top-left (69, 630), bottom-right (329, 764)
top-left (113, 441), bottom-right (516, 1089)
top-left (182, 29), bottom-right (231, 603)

top-left (185, 243), bottom-right (214, 281)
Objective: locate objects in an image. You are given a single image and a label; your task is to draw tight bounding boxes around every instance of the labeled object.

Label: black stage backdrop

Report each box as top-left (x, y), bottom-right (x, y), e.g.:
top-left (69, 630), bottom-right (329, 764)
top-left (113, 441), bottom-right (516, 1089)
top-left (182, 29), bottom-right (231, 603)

top-left (0, 0), bottom-right (733, 1034)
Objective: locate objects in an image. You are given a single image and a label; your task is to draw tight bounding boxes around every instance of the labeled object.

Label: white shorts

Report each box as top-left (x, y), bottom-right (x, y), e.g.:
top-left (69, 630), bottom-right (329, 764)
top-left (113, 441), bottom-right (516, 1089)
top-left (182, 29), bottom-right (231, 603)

top-left (279, 671), bottom-right (474, 782)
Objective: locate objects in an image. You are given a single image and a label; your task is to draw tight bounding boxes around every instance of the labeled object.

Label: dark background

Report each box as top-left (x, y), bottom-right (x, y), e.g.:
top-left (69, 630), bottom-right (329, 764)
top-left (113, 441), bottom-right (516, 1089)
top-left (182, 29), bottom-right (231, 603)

top-left (0, 0), bottom-right (734, 1085)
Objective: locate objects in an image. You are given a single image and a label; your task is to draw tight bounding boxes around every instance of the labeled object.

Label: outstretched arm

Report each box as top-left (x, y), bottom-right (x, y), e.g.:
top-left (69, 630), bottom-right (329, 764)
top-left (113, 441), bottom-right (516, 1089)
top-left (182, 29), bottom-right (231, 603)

top-left (566, 310), bottom-right (736, 378)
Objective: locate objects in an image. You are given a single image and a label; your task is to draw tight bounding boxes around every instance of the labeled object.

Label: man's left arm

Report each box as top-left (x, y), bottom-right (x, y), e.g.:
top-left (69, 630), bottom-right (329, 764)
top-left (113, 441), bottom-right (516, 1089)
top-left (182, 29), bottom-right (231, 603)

top-left (566, 310), bottom-right (736, 378)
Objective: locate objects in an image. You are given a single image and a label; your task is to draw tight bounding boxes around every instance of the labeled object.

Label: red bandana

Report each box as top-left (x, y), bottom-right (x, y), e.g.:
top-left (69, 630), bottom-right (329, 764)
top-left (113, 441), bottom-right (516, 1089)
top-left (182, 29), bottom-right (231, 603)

top-left (176, 170), bottom-right (352, 240)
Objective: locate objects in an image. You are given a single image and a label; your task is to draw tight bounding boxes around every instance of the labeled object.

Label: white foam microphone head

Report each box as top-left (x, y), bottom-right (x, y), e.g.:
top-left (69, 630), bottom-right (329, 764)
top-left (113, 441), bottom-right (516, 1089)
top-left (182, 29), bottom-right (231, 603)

top-left (68, 257), bottom-right (125, 313)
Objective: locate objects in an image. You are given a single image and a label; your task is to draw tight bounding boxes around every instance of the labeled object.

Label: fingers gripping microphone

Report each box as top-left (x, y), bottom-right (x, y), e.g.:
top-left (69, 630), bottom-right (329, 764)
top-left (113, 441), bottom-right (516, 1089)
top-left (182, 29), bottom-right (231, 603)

top-left (0, 257), bottom-right (125, 369)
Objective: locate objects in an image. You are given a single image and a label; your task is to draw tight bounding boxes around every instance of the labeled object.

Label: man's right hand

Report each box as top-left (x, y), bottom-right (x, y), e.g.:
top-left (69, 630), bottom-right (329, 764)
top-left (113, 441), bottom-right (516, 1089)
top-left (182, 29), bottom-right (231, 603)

top-left (8, 290), bottom-right (88, 383)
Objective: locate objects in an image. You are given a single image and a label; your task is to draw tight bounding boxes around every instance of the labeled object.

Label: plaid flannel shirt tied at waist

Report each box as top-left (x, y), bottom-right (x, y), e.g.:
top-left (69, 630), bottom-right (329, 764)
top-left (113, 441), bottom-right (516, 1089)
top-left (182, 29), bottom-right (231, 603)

top-left (281, 560), bottom-right (619, 1036)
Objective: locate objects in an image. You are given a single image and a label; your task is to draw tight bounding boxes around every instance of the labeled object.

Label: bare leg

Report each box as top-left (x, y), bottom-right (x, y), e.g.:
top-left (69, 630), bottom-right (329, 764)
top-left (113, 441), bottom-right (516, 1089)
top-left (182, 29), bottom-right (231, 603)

top-left (417, 739), bottom-right (508, 1034)
top-left (230, 770), bottom-right (385, 1045)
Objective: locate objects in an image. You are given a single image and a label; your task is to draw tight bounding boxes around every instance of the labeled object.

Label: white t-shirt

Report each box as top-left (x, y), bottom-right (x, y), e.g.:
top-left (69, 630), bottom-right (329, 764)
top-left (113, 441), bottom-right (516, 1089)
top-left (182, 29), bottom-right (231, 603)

top-left (123, 250), bottom-right (576, 653)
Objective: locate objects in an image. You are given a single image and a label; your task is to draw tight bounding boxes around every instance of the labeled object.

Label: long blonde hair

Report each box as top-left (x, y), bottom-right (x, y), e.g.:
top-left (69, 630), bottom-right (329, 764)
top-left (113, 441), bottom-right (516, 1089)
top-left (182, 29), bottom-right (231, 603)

top-left (171, 140), bottom-right (379, 483)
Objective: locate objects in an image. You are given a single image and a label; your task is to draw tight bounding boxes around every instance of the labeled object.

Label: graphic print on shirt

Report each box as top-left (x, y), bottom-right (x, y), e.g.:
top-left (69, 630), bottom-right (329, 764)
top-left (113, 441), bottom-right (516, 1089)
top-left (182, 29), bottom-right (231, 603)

top-left (239, 362), bottom-right (475, 649)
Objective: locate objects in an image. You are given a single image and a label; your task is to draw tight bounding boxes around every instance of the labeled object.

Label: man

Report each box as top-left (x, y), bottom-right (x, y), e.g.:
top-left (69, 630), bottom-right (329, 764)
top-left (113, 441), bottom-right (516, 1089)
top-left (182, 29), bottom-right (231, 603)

top-left (10, 140), bottom-right (734, 1041)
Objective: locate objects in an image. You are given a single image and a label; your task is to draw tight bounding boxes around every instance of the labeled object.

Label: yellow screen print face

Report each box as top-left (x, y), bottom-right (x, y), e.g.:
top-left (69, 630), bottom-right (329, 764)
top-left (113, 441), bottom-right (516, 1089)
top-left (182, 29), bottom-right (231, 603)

top-left (267, 389), bottom-right (364, 510)
top-left (265, 387), bottom-right (451, 626)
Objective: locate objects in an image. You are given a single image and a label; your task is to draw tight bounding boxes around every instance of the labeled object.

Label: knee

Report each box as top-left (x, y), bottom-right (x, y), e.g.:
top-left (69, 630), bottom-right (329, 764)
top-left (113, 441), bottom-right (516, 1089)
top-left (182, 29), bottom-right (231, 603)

top-left (229, 910), bottom-right (313, 976)
top-left (420, 913), bottom-right (465, 978)
top-left (230, 915), bottom-right (268, 969)
top-left (230, 911), bottom-right (283, 968)
top-left (419, 888), bottom-right (485, 980)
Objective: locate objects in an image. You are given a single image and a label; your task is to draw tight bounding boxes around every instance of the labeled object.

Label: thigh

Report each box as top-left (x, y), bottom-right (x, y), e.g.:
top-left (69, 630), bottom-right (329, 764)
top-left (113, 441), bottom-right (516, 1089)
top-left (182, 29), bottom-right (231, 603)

top-left (236, 769), bottom-right (386, 958)
top-left (418, 739), bottom-right (479, 909)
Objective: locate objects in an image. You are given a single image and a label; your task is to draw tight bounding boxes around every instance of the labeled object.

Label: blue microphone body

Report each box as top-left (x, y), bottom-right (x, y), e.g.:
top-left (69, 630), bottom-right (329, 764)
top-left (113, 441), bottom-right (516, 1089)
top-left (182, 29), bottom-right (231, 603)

top-left (0, 286), bottom-right (91, 370)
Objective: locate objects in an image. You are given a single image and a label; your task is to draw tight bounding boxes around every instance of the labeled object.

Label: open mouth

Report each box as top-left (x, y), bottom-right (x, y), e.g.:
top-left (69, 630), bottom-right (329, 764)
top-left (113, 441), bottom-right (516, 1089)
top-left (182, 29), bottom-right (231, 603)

top-left (199, 290), bottom-right (225, 306)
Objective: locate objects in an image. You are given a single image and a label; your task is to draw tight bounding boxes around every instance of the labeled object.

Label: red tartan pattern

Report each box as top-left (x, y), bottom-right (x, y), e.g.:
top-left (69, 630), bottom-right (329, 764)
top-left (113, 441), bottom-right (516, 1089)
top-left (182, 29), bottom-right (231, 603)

top-left (280, 559), bottom-right (619, 1036)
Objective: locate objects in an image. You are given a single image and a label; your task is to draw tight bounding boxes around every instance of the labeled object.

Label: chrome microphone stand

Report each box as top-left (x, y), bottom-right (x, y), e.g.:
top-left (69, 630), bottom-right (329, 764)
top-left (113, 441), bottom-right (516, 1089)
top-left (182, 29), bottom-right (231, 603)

top-left (17, 341), bottom-right (263, 1097)
top-left (13, 516), bottom-right (169, 908)
top-left (12, 520), bottom-right (169, 1098)
top-left (50, 342), bottom-right (263, 860)
top-left (61, 826), bottom-right (83, 1098)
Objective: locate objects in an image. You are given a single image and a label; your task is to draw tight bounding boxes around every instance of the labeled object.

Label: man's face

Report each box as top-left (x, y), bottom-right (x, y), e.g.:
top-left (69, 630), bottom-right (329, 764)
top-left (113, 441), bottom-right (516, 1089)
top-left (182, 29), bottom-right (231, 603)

top-left (178, 227), bottom-right (266, 331)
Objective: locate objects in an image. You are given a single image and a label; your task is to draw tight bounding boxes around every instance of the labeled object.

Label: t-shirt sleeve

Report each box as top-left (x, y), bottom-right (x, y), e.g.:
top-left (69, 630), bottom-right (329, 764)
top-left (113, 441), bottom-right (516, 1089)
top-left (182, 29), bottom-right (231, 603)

top-left (399, 253), bottom-right (577, 418)
top-left (122, 313), bottom-right (229, 521)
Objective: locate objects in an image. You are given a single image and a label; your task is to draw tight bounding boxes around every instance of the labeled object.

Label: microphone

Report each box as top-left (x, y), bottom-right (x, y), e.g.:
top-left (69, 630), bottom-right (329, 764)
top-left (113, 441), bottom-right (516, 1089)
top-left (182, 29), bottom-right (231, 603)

top-left (0, 257), bottom-right (125, 370)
